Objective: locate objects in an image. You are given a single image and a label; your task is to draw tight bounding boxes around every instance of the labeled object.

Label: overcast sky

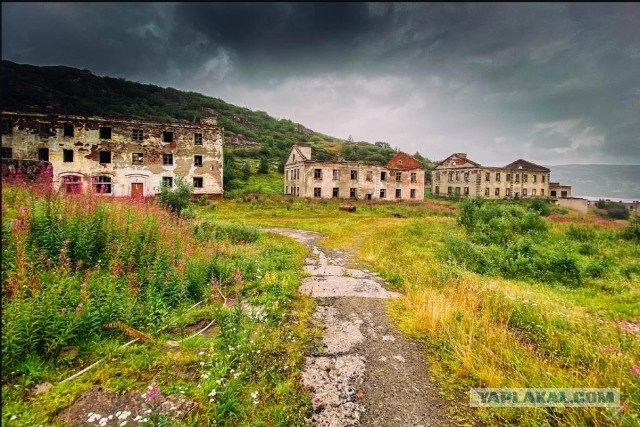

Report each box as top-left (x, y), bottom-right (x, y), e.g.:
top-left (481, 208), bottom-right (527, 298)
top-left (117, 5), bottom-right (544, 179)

top-left (2, 3), bottom-right (639, 165)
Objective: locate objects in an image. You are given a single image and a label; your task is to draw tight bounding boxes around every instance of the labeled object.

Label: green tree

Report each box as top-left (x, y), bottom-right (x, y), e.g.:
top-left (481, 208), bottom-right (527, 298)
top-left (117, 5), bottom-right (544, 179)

top-left (157, 177), bottom-right (192, 216)
top-left (241, 162), bottom-right (251, 180)
top-left (258, 157), bottom-right (269, 174)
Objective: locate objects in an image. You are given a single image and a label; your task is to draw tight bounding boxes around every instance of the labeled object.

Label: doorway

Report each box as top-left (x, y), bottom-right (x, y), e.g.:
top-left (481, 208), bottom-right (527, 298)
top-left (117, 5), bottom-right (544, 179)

top-left (131, 183), bottom-right (144, 198)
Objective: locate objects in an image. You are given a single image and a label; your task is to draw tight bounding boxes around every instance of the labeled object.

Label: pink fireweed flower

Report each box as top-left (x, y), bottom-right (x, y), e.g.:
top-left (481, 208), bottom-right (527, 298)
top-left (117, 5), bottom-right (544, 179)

top-left (234, 271), bottom-right (242, 282)
top-left (145, 382), bottom-right (163, 406)
top-left (631, 365), bottom-right (640, 377)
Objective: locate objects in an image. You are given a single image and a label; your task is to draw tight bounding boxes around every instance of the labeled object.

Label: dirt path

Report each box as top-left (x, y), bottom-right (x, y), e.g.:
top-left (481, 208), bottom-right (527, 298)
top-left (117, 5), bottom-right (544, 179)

top-left (264, 228), bottom-right (449, 427)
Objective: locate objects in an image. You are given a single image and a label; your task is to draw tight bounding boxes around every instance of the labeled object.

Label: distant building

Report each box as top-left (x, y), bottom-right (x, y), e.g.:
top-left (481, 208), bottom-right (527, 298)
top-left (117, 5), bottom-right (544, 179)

top-left (432, 153), bottom-right (551, 198)
top-left (284, 144), bottom-right (425, 201)
top-left (549, 182), bottom-right (572, 198)
top-left (1, 111), bottom-right (223, 198)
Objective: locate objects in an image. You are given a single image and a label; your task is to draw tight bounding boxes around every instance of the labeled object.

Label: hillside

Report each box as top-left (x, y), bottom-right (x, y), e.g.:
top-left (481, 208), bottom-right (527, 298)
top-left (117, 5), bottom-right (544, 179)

top-left (1, 60), bottom-right (432, 189)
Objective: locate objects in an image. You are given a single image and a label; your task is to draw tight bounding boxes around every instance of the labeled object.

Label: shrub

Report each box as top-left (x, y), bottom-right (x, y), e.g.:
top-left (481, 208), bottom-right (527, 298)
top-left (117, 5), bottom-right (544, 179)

top-left (528, 198), bottom-right (551, 216)
top-left (604, 202), bottom-right (630, 220)
top-left (157, 176), bottom-right (192, 216)
top-left (621, 215), bottom-right (640, 241)
top-left (566, 226), bottom-right (597, 242)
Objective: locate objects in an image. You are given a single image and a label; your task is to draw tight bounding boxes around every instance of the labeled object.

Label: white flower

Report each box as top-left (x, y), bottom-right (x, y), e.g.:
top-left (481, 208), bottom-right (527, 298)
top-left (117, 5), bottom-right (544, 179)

top-left (10, 415), bottom-right (17, 421)
top-left (208, 389), bottom-right (217, 397)
top-left (251, 391), bottom-right (259, 399)
top-left (198, 351), bottom-right (205, 355)
top-left (199, 361), bottom-right (205, 366)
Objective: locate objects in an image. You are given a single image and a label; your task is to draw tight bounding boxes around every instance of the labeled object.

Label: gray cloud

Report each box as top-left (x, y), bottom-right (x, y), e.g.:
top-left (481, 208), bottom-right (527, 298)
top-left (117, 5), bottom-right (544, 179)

top-left (2, 2), bottom-right (639, 164)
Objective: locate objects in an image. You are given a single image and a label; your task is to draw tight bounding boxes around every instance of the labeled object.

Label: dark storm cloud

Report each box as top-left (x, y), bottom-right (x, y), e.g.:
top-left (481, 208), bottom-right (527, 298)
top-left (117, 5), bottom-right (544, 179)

top-left (2, 2), bottom-right (639, 164)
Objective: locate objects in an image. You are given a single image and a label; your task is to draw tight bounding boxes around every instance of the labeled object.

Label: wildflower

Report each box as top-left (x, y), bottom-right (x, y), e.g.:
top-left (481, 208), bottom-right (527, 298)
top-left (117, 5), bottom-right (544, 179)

top-left (208, 389), bottom-right (217, 397)
top-left (631, 365), bottom-right (640, 377)
top-left (234, 271), bottom-right (242, 282)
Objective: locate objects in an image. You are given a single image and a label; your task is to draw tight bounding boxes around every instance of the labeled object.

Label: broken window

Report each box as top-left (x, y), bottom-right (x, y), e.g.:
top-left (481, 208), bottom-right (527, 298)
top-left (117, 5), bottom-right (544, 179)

top-left (435, 186), bottom-right (440, 195)
top-left (63, 123), bottom-right (74, 137)
top-left (132, 153), bottom-right (144, 165)
top-left (63, 149), bottom-right (74, 162)
top-left (1, 147), bottom-right (12, 159)
top-left (464, 172), bottom-right (469, 182)
top-left (523, 188), bottom-right (528, 196)
top-left (286, 170), bottom-right (289, 180)
top-left (523, 174), bottom-right (528, 183)
top-left (495, 188), bottom-right (500, 196)
top-left (380, 189), bottom-right (386, 198)
top-left (396, 172), bottom-right (402, 182)
top-left (447, 187), bottom-right (452, 194)
top-left (99, 151), bottom-right (111, 164)
top-left (285, 185), bottom-right (289, 194)
top-left (532, 175), bottom-right (537, 183)
top-left (194, 155), bottom-right (203, 167)
top-left (496, 172), bottom-right (501, 182)
top-left (38, 147), bottom-right (49, 162)
top-left (515, 174), bottom-right (520, 183)
top-left (99, 127), bottom-right (112, 139)
top-left (410, 189), bottom-right (416, 199)
top-left (133, 129), bottom-right (144, 141)
top-left (448, 172), bottom-right (453, 182)
top-left (162, 131), bottom-right (174, 143)
top-left (455, 187), bottom-right (461, 195)
top-left (351, 170), bottom-right (358, 180)
top-left (314, 187), bottom-right (321, 198)
top-left (542, 175), bottom-right (546, 183)
top-left (395, 188), bottom-right (402, 198)
top-left (551, 190), bottom-right (557, 197)
top-left (411, 172), bottom-right (417, 183)
top-left (163, 153), bottom-right (173, 165)
top-left (506, 188), bottom-right (511, 197)
top-left (1, 119), bottom-right (12, 134)
top-left (366, 171), bottom-right (373, 181)
top-left (455, 171), bottom-right (460, 181)
top-left (194, 133), bottom-right (203, 145)
top-left (39, 123), bottom-right (52, 137)
top-left (381, 171), bottom-right (387, 181)
top-left (332, 187), bottom-right (339, 198)
top-left (162, 177), bottom-right (173, 188)
top-left (366, 193), bottom-right (372, 200)
top-left (561, 191), bottom-right (568, 198)
top-left (314, 168), bottom-right (322, 179)
top-left (63, 175), bottom-right (82, 193)
top-left (531, 189), bottom-right (536, 196)
top-left (333, 169), bottom-right (339, 180)
top-left (350, 188), bottom-right (357, 198)
top-left (464, 187), bottom-right (469, 195)
top-left (485, 172), bottom-right (490, 182)
top-left (193, 177), bottom-right (203, 188)
top-left (93, 176), bottom-right (112, 194)
top-left (506, 173), bottom-right (511, 182)
top-left (541, 189), bottom-right (545, 196)
top-left (485, 187), bottom-right (490, 196)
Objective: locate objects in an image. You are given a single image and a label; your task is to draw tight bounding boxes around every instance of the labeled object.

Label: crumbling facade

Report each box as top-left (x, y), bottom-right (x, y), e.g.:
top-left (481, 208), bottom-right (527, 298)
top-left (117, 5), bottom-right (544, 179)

top-left (549, 182), bottom-right (572, 198)
top-left (284, 144), bottom-right (425, 201)
top-left (1, 111), bottom-right (223, 198)
top-left (432, 153), bottom-right (551, 199)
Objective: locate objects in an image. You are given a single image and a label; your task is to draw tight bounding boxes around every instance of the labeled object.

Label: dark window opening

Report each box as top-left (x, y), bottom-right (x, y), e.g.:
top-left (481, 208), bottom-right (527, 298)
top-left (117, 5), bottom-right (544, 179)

top-left (38, 148), bottom-right (49, 162)
top-left (464, 187), bottom-right (469, 195)
top-left (99, 127), bottom-right (112, 139)
top-left (496, 173), bottom-right (501, 182)
top-left (351, 170), bottom-right (358, 180)
top-left (39, 123), bottom-right (52, 137)
top-left (332, 187), bottom-right (339, 198)
top-left (1, 119), bottom-right (12, 134)
top-left (314, 187), bottom-right (321, 198)
top-left (410, 189), bottom-right (416, 199)
top-left (99, 151), bottom-right (111, 164)
top-left (194, 133), bottom-right (203, 145)
top-left (133, 129), bottom-right (144, 141)
top-left (366, 193), bottom-right (372, 200)
top-left (411, 172), bottom-right (417, 183)
top-left (350, 188), bottom-right (357, 198)
top-left (63, 175), bottom-right (82, 194)
top-left (381, 171), bottom-right (387, 181)
top-left (63, 123), bottom-right (74, 137)
top-left (1, 147), bottom-right (13, 159)
top-left (380, 189), bottom-right (386, 198)
top-left (163, 131), bottom-right (174, 143)
top-left (193, 177), bottom-right (203, 188)
top-left (485, 172), bottom-right (490, 182)
top-left (163, 153), bottom-right (173, 165)
top-left (63, 149), bottom-right (74, 162)
top-left (396, 172), bottom-right (402, 182)
top-left (132, 153), bottom-right (144, 165)
top-left (194, 155), bottom-right (203, 166)
top-left (395, 189), bottom-right (402, 198)
top-left (314, 168), bottom-right (322, 179)
top-left (162, 177), bottom-right (173, 188)
top-left (93, 176), bottom-right (112, 194)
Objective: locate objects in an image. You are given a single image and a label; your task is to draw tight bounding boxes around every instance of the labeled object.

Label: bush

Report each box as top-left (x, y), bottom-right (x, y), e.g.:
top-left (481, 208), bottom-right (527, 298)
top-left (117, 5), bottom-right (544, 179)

top-left (604, 202), bottom-right (630, 220)
top-left (528, 198), bottom-right (551, 216)
top-left (157, 177), bottom-right (192, 216)
top-left (621, 215), bottom-right (640, 241)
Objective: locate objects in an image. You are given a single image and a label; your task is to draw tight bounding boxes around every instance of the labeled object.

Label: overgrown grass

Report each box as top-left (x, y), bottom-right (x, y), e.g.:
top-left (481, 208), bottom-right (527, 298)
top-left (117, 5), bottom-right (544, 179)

top-left (2, 183), bottom-right (314, 426)
top-left (205, 195), bottom-right (640, 426)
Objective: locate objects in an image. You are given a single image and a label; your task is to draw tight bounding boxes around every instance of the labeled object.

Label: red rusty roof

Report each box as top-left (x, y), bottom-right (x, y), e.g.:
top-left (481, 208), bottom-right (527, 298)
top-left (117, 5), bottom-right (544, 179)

top-left (385, 152), bottom-right (423, 170)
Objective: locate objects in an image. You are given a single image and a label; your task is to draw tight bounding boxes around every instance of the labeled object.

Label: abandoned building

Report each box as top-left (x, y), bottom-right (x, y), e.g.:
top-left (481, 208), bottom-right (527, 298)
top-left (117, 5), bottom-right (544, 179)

top-left (432, 153), bottom-right (552, 199)
top-left (1, 111), bottom-right (223, 198)
top-left (549, 182), bottom-right (572, 198)
top-left (284, 144), bottom-right (425, 201)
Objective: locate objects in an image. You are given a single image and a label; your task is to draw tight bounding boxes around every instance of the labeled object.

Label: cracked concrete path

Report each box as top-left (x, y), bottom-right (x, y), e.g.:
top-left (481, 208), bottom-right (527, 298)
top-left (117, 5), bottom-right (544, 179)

top-left (264, 228), bottom-right (449, 427)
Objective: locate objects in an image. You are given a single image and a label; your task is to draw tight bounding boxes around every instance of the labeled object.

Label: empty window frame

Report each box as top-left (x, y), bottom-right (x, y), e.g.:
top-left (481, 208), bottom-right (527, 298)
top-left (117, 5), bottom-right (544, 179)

top-left (485, 187), bottom-right (490, 196)
top-left (411, 172), bottom-right (417, 183)
top-left (532, 175), bottom-right (537, 183)
top-left (314, 168), bottom-right (322, 179)
top-left (464, 187), bottom-right (469, 195)
top-left (506, 173), bottom-right (511, 182)
top-left (435, 186), bottom-right (440, 195)
top-left (99, 151), bottom-right (111, 164)
top-left (38, 147), bottom-right (49, 161)
top-left (332, 169), bottom-right (339, 180)
top-left (314, 187), bottom-right (321, 198)
top-left (447, 186), bottom-right (453, 194)
top-left (132, 153), bottom-right (144, 165)
top-left (162, 176), bottom-right (173, 188)
top-left (464, 172), bottom-right (469, 182)
top-left (62, 175), bottom-right (82, 193)
top-left (63, 149), bottom-right (74, 162)
top-left (395, 188), bottom-right (402, 198)
top-left (396, 172), bottom-right (402, 182)
top-left (162, 131), bottom-right (174, 143)
top-left (485, 172), bottom-right (490, 182)
top-left (448, 172), bottom-right (453, 182)
top-left (350, 188), bottom-right (357, 198)
top-left (99, 127), bottom-right (112, 139)
top-left (380, 189), bottom-right (386, 198)
top-left (1, 147), bottom-right (12, 159)
top-left (193, 177), bottom-right (203, 188)
top-left (1, 119), bottom-right (12, 134)
top-left (93, 176), bottom-right (112, 194)
top-left (515, 174), bottom-right (520, 183)
top-left (495, 188), bottom-right (500, 196)
top-left (410, 189), bottom-right (416, 199)
top-left (381, 171), bottom-right (387, 181)
top-left (351, 170), bottom-right (358, 180)
top-left (332, 187), bottom-right (339, 198)
top-left (132, 129), bottom-right (144, 141)
top-left (366, 171), bottom-right (373, 181)
top-left (542, 175), bottom-right (546, 183)
top-left (506, 188), bottom-right (512, 197)
top-left (532, 188), bottom-right (536, 196)
top-left (523, 174), bottom-right (528, 183)
top-left (194, 133), bottom-right (203, 145)
top-left (63, 123), bottom-right (74, 137)
top-left (194, 155), bottom-right (203, 166)
top-left (39, 123), bottom-right (52, 137)
top-left (435, 172), bottom-right (440, 182)
top-left (455, 171), bottom-right (460, 181)
top-left (496, 172), bottom-right (501, 182)
top-left (163, 153), bottom-right (173, 165)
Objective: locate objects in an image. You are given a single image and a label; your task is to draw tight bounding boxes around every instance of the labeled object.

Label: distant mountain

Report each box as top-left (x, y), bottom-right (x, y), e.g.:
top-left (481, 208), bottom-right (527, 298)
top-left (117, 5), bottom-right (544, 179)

top-left (549, 164), bottom-right (640, 201)
top-left (1, 60), bottom-right (427, 180)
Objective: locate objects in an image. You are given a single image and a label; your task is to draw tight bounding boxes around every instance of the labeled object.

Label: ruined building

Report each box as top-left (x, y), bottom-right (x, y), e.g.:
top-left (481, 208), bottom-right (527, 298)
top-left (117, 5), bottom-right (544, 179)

top-left (1, 111), bottom-right (223, 198)
top-left (284, 144), bottom-right (425, 201)
top-left (432, 153), bottom-right (551, 199)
